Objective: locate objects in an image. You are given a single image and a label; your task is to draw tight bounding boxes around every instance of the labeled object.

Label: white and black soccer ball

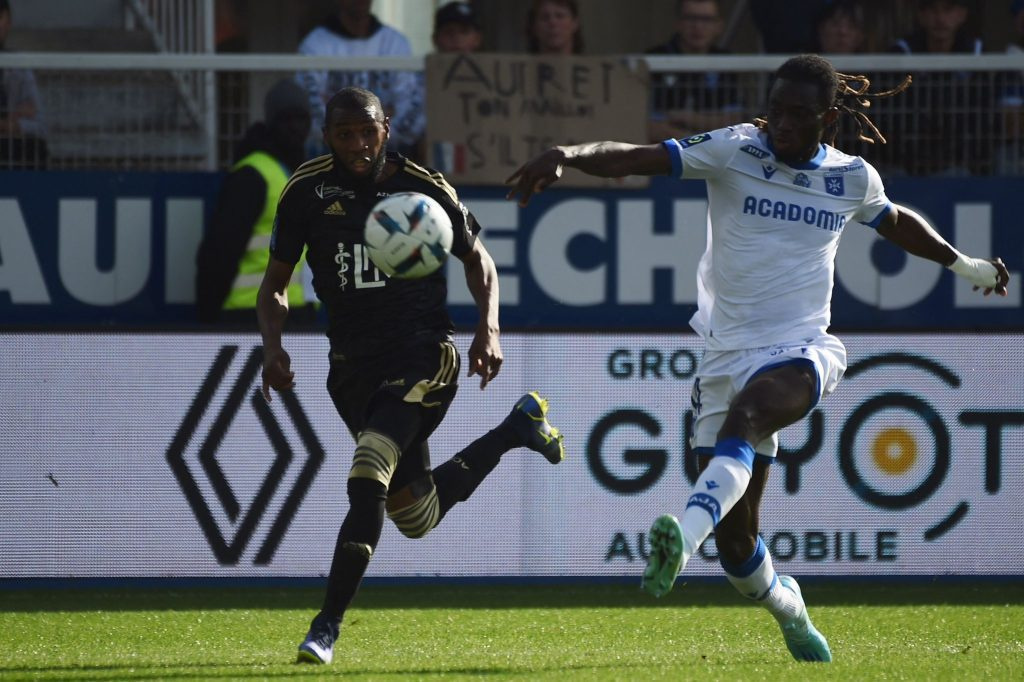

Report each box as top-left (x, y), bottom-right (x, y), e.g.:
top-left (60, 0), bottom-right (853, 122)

top-left (364, 192), bottom-right (454, 279)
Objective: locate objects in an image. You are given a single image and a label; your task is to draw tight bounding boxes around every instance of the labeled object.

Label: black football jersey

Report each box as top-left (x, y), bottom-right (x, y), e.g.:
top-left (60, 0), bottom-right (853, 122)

top-left (270, 151), bottom-right (480, 358)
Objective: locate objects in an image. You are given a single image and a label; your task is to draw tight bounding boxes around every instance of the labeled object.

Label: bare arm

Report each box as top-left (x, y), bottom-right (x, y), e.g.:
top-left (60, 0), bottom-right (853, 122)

top-left (506, 142), bottom-right (671, 206)
top-left (877, 204), bottom-right (1009, 296)
top-left (458, 239), bottom-right (502, 389)
top-left (257, 257), bottom-right (297, 400)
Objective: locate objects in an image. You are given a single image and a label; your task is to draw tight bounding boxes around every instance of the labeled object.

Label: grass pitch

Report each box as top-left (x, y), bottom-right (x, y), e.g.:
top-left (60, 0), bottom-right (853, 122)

top-left (1, 580), bottom-right (1022, 680)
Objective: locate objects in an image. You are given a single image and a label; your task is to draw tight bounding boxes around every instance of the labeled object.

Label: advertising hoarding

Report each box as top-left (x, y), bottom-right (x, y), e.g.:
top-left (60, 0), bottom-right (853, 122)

top-left (2, 332), bottom-right (1021, 578)
top-left (1, 173), bottom-right (1021, 328)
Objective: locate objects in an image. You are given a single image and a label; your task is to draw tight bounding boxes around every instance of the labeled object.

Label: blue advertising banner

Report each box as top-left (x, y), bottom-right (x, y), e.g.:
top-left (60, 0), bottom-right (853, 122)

top-left (0, 171), bottom-right (1020, 329)
top-left (0, 171), bottom-right (221, 325)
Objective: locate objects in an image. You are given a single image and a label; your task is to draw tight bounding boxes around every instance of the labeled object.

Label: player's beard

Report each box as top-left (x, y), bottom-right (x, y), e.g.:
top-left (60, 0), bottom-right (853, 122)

top-left (332, 147), bottom-right (387, 188)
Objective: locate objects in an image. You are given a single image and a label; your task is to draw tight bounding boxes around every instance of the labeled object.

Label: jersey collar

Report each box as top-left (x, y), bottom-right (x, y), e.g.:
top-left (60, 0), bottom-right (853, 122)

top-left (765, 138), bottom-right (828, 170)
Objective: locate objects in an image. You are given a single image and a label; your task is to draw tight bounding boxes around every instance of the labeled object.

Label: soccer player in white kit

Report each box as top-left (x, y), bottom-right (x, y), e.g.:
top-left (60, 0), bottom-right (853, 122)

top-left (506, 54), bottom-right (1010, 663)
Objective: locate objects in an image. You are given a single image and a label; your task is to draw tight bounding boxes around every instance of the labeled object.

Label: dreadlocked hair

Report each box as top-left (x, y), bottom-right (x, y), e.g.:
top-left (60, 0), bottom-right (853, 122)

top-left (754, 54), bottom-right (911, 146)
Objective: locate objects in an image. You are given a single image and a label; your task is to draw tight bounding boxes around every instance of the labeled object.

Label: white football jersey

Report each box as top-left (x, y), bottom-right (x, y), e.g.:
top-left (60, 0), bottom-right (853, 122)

top-left (663, 123), bottom-right (892, 351)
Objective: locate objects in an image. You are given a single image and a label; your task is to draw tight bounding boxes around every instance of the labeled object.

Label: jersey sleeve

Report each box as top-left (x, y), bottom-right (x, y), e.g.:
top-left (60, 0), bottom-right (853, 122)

top-left (411, 168), bottom-right (479, 258)
top-left (852, 161), bottom-right (893, 229)
top-left (439, 189), bottom-right (479, 259)
top-left (661, 126), bottom-right (743, 180)
top-left (269, 177), bottom-right (309, 265)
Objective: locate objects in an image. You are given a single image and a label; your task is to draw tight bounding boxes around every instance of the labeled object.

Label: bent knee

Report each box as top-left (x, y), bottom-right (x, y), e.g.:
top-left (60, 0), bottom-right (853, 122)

top-left (386, 476), bottom-right (440, 539)
top-left (349, 430), bottom-right (401, 487)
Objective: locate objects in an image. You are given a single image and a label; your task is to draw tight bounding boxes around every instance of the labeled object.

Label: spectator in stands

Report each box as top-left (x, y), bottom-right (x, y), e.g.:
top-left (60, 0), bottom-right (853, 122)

top-left (296, 0), bottom-right (423, 159)
top-left (815, 0), bottom-right (870, 53)
top-left (195, 79), bottom-right (316, 326)
top-left (526, 0), bottom-right (584, 55)
top-left (645, 0), bottom-right (743, 142)
top-left (433, 2), bottom-right (483, 54)
top-left (995, 0), bottom-right (1024, 174)
top-left (891, 0), bottom-right (981, 55)
top-left (0, 0), bottom-right (47, 170)
top-left (215, 0), bottom-right (247, 53)
top-left (814, 1), bottom-right (879, 160)
top-left (750, 0), bottom-right (832, 53)
top-left (885, 0), bottom-right (988, 175)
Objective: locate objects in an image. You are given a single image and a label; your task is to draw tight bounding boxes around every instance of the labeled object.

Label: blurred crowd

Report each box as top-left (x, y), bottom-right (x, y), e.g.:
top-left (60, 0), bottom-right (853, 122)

top-left (3, 0), bottom-right (1024, 177)
top-left (265, 0), bottom-right (1024, 178)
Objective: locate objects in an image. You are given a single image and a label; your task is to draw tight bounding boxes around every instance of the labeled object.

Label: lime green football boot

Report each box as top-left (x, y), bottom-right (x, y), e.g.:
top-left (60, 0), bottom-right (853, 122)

top-left (642, 514), bottom-right (686, 598)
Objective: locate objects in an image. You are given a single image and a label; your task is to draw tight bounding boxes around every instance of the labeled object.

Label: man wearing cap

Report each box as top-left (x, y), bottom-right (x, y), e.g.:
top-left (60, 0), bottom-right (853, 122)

top-left (195, 78), bottom-right (316, 325)
top-left (433, 1), bottom-right (484, 53)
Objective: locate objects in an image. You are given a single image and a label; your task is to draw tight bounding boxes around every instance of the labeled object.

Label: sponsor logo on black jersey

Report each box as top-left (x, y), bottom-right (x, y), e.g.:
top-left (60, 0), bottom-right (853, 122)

top-left (315, 182), bottom-right (355, 200)
top-left (323, 201), bottom-right (346, 216)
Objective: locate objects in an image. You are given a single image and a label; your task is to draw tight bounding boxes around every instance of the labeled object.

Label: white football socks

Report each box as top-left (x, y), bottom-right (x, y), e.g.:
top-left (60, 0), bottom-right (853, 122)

top-left (679, 440), bottom-right (754, 564)
top-left (723, 537), bottom-right (804, 622)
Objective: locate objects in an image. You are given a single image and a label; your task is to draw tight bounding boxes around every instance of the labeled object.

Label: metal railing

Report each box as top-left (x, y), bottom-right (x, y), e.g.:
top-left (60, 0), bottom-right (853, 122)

top-left (123, 0), bottom-right (216, 167)
top-left (125, 0), bottom-right (214, 55)
top-left (0, 53), bottom-right (1021, 175)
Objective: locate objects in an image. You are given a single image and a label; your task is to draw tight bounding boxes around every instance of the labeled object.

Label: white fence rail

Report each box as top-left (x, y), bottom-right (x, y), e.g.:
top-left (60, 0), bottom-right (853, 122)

top-left (0, 53), bottom-right (1021, 174)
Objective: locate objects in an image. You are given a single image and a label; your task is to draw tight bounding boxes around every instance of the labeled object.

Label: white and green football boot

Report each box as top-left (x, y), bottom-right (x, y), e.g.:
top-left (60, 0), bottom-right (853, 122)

top-left (642, 514), bottom-right (686, 598)
top-left (777, 575), bottom-right (833, 663)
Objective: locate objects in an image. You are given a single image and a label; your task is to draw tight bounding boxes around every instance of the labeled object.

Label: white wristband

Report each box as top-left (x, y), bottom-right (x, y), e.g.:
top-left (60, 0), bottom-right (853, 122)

top-left (948, 251), bottom-right (998, 288)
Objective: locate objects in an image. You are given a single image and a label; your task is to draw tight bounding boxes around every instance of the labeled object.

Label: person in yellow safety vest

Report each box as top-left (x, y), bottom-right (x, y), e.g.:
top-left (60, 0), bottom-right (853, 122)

top-left (196, 78), bottom-right (317, 326)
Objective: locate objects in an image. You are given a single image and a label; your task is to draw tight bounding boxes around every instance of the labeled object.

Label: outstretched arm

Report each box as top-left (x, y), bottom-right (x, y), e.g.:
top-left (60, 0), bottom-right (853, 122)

top-left (459, 239), bottom-right (502, 389)
top-left (257, 257), bottom-right (298, 401)
top-left (877, 204), bottom-right (1009, 296)
top-left (506, 142), bottom-right (671, 206)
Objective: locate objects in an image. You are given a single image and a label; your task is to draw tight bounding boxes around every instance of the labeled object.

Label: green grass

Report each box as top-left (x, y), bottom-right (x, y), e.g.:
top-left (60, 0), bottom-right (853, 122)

top-left (1, 580), bottom-right (1022, 680)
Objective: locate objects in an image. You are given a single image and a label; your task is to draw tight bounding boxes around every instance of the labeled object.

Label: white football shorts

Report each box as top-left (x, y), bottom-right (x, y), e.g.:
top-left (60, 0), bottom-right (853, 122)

top-left (690, 333), bottom-right (847, 458)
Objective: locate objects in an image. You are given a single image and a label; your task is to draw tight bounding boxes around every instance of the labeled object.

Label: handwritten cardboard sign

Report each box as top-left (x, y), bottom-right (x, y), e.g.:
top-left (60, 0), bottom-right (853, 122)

top-left (426, 53), bottom-right (650, 188)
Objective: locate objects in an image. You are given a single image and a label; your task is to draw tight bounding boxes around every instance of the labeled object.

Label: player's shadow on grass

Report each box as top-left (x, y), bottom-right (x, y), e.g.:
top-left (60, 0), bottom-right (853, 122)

top-left (0, 661), bottom-right (626, 680)
top-left (2, 579), bottom-right (1023, 612)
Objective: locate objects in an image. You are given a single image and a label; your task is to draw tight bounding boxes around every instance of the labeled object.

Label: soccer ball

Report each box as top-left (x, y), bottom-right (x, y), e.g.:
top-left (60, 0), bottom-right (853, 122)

top-left (364, 192), bottom-right (454, 279)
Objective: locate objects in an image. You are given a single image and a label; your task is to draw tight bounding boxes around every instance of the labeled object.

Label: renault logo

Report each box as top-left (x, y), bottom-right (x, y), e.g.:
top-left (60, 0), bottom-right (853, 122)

top-left (166, 345), bottom-right (326, 565)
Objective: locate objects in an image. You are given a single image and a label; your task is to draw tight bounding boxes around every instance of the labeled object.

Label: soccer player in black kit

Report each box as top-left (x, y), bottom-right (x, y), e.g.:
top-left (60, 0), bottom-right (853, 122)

top-left (256, 86), bottom-right (565, 665)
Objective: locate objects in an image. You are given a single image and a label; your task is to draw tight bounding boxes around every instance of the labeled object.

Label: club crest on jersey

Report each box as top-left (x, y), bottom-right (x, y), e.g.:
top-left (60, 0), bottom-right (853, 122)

top-left (762, 164), bottom-right (777, 179)
top-left (679, 132), bottom-right (711, 148)
top-left (793, 172), bottom-right (811, 188)
top-left (825, 175), bottom-right (845, 196)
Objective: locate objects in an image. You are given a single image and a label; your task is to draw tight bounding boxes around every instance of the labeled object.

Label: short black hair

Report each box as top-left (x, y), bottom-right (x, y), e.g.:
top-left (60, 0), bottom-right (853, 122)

top-left (323, 87), bottom-right (384, 125)
top-left (774, 54), bottom-right (840, 112)
top-left (0, 0), bottom-right (10, 14)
